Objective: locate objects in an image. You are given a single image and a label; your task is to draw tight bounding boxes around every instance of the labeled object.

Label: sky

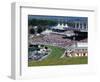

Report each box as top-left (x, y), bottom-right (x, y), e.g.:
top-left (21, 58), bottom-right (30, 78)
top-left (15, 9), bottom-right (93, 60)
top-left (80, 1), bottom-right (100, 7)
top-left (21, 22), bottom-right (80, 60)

top-left (28, 15), bottom-right (88, 23)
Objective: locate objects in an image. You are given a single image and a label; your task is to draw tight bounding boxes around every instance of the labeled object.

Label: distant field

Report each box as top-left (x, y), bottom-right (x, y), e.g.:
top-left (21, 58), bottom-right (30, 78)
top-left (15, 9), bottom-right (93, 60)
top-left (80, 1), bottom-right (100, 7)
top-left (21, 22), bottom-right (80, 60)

top-left (28, 45), bottom-right (88, 66)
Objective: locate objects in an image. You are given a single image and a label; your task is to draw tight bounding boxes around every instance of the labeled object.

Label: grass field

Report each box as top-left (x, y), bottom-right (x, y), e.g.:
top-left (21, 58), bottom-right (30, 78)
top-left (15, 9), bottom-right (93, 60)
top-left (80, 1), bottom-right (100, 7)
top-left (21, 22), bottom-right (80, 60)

top-left (28, 45), bottom-right (88, 66)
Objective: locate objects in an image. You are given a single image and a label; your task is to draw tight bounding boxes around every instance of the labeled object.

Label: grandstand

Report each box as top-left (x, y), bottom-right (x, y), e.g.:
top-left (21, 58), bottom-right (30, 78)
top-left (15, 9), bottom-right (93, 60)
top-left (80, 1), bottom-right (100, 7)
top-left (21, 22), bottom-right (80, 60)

top-left (61, 42), bottom-right (88, 58)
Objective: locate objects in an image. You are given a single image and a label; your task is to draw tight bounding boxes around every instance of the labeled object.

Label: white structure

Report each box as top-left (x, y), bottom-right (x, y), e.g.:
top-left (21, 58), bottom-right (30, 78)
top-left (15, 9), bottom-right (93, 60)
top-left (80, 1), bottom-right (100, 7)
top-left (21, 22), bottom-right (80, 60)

top-left (61, 42), bottom-right (88, 58)
top-left (74, 22), bottom-right (88, 31)
top-left (64, 31), bottom-right (75, 37)
top-left (52, 23), bottom-right (69, 30)
top-left (77, 42), bottom-right (88, 47)
top-left (65, 24), bottom-right (68, 27)
top-left (71, 42), bottom-right (88, 48)
top-left (41, 29), bottom-right (52, 35)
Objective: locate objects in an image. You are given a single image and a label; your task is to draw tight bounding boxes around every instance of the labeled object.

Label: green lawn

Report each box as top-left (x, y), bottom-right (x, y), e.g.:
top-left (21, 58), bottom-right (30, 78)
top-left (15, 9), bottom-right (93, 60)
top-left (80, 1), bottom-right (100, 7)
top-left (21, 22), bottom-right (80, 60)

top-left (28, 45), bottom-right (88, 66)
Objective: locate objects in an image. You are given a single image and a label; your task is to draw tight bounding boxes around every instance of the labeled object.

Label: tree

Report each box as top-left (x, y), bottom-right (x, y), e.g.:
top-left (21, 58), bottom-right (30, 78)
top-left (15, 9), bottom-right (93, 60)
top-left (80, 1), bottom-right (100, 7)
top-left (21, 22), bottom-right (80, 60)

top-left (37, 26), bottom-right (43, 34)
top-left (67, 22), bottom-right (75, 27)
top-left (30, 28), bottom-right (35, 34)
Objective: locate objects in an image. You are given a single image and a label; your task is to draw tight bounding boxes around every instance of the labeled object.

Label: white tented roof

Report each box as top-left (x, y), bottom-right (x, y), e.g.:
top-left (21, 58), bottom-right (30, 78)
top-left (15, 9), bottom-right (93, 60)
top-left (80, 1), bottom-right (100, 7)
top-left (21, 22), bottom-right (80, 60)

top-left (41, 29), bottom-right (52, 34)
top-left (52, 23), bottom-right (69, 30)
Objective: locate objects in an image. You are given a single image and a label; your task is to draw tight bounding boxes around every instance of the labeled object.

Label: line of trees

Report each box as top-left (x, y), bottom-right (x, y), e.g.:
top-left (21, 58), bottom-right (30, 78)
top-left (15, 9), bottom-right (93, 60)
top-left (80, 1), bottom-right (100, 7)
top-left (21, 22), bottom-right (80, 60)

top-left (28, 19), bottom-right (57, 26)
top-left (28, 19), bottom-right (58, 34)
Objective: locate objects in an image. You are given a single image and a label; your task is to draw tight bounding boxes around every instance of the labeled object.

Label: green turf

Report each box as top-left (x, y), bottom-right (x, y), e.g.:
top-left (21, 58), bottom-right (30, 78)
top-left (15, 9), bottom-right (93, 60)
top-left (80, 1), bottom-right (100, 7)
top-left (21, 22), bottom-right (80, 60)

top-left (28, 45), bottom-right (88, 66)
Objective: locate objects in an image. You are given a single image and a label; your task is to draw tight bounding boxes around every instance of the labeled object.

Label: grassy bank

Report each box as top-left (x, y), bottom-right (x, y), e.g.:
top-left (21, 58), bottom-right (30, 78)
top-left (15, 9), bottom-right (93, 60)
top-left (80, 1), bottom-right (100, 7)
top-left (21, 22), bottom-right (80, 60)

top-left (28, 45), bottom-right (88, 66)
